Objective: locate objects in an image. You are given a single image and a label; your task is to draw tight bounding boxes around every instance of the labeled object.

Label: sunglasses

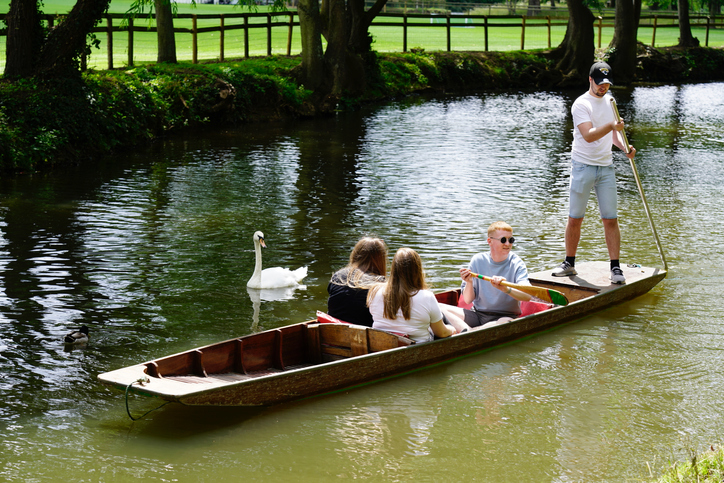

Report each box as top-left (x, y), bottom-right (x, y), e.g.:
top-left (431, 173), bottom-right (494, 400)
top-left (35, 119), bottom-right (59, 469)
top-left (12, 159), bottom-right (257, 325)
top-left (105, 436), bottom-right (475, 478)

top-left (490, 236), bottom-right (515, 244)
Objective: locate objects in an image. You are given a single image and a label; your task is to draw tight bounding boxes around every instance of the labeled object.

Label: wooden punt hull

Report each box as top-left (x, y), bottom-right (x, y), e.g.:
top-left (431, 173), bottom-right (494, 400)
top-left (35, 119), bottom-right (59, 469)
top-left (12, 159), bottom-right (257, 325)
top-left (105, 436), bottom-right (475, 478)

top-left (98, 262), bottom-right (666, 406)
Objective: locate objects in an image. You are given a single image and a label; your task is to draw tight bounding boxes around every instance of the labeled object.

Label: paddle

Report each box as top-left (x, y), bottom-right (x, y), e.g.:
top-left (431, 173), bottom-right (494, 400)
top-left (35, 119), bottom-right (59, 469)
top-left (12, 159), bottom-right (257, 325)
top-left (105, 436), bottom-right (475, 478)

top-left (470, 273), bottom-right (569, 306)
top-left (610, 98), bottom-right (668, 271)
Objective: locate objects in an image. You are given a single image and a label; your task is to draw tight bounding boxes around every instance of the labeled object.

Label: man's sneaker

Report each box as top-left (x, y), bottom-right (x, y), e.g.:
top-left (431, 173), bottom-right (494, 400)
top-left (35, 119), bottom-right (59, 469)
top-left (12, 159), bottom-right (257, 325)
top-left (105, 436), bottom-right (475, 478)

top-left (610, 266), bottom-right (626, 284)
top-left (552, 261), bottom-right (577, 277)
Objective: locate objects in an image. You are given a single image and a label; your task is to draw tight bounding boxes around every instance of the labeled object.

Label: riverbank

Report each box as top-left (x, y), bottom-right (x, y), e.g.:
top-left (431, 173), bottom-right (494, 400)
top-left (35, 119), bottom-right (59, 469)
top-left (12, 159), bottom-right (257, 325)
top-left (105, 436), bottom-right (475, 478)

top-left (655, 444), bottom-right (724, 482)
top-left (1, 45), bottom-right (723, 173)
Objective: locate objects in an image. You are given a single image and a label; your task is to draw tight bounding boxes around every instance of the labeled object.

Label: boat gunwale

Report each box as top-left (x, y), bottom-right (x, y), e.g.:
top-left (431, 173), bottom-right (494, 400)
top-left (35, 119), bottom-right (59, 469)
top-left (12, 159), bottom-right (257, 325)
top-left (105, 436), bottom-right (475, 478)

top-left (98, 269), bottom-right (667, 406)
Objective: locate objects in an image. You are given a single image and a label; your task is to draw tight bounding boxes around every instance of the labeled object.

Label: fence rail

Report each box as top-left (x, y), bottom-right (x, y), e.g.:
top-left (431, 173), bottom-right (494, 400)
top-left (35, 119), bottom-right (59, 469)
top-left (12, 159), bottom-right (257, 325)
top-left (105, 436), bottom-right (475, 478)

top-left (0, 11), bottom-right (722, 71)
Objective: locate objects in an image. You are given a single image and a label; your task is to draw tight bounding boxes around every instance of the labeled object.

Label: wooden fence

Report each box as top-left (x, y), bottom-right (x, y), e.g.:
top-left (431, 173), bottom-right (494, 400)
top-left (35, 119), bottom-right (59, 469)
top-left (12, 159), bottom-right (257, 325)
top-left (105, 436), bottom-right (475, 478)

top-left (0, 11), bottom-right (722, 71)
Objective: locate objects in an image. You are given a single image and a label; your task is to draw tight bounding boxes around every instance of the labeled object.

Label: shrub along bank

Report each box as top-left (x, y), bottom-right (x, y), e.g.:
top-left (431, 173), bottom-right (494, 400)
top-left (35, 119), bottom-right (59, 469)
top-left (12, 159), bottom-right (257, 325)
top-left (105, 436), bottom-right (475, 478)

top-left (1, 46), bottom-right (723, 173)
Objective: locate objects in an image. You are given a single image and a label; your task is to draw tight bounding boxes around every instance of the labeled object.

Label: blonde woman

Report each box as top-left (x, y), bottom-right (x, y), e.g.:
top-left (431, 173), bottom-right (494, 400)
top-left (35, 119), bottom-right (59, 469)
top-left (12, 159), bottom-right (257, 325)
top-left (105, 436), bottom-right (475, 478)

top-left (327, 237), bottom-right (388, 326)
top-left (367, 247), bottom-right (467, 343)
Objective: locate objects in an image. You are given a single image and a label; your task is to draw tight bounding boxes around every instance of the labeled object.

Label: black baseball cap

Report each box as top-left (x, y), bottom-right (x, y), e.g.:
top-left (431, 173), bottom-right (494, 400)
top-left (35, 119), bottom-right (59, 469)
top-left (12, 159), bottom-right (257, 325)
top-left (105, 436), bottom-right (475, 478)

top-left (590, 62), bottom-right (613, 85)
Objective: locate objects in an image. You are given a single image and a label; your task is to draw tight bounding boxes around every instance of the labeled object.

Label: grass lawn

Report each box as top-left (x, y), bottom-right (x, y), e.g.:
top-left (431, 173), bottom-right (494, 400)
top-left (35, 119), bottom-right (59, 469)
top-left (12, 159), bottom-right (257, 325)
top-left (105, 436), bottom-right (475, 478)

top-left (1, 1), bottom-right (723, 70)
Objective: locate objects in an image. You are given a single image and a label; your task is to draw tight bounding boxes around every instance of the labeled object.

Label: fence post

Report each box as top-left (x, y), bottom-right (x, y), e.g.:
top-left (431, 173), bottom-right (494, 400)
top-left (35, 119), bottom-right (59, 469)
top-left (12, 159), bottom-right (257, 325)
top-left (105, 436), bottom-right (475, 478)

top-left (597, 16), bottom-right (602, 48)
top-left (547, 15), bottom-right (551, 49)
top-left (3, 11), bottom-right (690, 67)
top-left (107, 16), bottom-right (114, 70)
top-left (287, 13), bottom-right (294, 55)
top-left (220, 14), bottom-right (225, 62)
top-left (192, 15), bottom-right (198, 64)
top-left (447, 13), bottom-right (451, 52)
top-left (521, 15), bottom-right (526, 50)
top-left (484, 15), bottom-right (488, 52)
top-left (244, 15), bottom-right (249, 58)
top-left (128, 17), bottom-right (134, 67)
top-left (267, 14), bottom-right (272, 56)
top-left (705, 16), bottom-right (710, 46)
top-left (403, 14), bottom-right (408, 52)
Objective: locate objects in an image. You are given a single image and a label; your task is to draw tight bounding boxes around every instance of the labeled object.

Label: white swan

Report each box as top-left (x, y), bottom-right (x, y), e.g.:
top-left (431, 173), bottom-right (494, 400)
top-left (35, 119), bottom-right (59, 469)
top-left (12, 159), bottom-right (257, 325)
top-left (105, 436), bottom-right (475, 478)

top-left (247, 231), bottom-right (308, 289)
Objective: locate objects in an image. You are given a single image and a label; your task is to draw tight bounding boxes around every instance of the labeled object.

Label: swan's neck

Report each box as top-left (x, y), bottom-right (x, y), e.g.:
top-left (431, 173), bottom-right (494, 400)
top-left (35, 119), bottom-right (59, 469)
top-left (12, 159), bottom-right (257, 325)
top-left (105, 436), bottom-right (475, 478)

top-left (249, 240), bottom-right (263, 287)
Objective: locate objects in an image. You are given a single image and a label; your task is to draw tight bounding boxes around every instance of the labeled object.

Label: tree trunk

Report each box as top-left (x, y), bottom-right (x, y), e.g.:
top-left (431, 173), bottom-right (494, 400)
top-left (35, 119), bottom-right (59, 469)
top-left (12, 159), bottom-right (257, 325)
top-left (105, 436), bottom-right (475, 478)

top-left (677, 0), bottom-right (700, 47)
top-left (4, 0), bottom-right (44, 78)
top-left (551, 0), bottom-right (594, 86)
top-left (34, 0), bottom-right (112, 77)
top-left (322, 0), bottom-right (349, 96)
top-left (709, 0), bottom-right (721, 17)
top-left (297, 0), bottom-right (325, 91)
top-left (607, 0), bottom-right (641, 84)
top-left (348, 0), bottom-right (387, 53)
top-left (155, 0), bottom-right (177, 63)
top-left (527, 0), bottom-right (542, 16)
top-left (294, 0), bottom-right (387, 105)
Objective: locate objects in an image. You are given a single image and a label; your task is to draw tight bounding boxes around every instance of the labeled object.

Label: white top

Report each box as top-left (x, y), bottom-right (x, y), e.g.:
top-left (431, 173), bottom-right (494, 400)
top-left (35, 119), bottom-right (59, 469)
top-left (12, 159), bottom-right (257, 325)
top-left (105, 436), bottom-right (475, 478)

top-left (369, 288), bottom-right (443, 343)
top-left (571, 91), bottom-right (616, 166)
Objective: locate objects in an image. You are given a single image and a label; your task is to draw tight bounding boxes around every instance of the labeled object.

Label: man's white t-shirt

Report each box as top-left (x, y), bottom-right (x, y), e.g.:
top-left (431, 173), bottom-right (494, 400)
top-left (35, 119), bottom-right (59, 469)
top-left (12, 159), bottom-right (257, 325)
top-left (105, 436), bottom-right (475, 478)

top-left (571, 91), bottom-right (617, 166)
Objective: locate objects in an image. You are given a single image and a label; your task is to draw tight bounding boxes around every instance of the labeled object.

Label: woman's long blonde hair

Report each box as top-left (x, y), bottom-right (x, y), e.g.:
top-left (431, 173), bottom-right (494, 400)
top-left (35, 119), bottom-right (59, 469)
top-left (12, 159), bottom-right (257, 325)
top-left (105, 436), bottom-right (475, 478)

top-left (369, 247), bottom-right (427, 320)
top-left (333, 237), bottom-right (387, 288)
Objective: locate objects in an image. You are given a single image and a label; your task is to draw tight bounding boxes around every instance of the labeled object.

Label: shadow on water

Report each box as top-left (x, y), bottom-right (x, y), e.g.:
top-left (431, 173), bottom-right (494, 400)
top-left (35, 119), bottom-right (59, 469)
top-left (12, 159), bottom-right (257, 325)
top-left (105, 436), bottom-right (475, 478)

top-left (122, 402), bottom-right (269, 439)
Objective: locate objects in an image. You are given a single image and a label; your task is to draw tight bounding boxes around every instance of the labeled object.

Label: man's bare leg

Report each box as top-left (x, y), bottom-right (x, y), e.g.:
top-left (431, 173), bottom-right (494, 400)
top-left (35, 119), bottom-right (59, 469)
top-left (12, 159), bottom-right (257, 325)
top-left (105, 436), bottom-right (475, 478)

top-left (439, 304), bottom-right (470, 333)
top-left (602, 218), bottom-right (621, 260)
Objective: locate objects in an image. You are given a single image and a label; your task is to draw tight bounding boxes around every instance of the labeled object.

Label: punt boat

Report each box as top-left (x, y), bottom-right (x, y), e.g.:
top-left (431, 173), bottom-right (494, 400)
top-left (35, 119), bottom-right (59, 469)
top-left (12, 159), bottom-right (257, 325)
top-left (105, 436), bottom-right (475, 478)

top-left (97, 261), bottom-right (666, 407)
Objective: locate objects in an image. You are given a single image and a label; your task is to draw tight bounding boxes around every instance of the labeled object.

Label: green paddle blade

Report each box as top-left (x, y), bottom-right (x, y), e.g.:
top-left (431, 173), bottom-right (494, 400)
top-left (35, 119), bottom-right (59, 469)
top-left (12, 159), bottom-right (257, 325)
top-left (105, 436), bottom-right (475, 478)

top-left (548, 290), bottom-right (569, 306)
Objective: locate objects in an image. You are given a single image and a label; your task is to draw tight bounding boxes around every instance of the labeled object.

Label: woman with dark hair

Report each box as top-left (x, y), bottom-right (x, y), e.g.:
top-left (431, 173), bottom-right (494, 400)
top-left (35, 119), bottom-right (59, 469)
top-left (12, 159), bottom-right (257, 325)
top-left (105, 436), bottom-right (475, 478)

top-left (367, 247), bottom-right (468, 343)
top-left (327, 237), bottom-right (388, 326)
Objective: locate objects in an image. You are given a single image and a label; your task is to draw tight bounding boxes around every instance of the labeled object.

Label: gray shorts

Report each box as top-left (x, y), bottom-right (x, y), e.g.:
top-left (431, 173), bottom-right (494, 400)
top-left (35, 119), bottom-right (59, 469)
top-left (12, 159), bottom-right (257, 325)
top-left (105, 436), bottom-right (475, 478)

top-left (569, 160), bottom-right (618, 219)
top-left (463, 308), bottom-right (515, 327)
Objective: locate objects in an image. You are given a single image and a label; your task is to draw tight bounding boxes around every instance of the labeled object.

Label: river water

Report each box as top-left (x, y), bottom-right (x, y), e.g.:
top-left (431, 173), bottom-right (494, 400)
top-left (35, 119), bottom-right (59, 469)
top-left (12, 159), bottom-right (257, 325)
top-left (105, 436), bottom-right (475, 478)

top-left (1, 82), bottom-right (723, 482)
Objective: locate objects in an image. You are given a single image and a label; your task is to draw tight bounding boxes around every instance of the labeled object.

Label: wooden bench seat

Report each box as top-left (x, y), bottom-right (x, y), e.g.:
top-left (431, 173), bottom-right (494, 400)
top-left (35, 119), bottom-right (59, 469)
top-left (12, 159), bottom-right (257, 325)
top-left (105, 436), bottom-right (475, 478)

top-left (305, 323), bottom-right (414, 363)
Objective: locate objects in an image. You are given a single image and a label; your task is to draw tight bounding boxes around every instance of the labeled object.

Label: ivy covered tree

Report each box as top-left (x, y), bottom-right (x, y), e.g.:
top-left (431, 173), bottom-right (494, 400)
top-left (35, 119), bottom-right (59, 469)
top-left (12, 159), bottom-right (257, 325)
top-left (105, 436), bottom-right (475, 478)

top-left (4, 0), bottom-right (111, 78)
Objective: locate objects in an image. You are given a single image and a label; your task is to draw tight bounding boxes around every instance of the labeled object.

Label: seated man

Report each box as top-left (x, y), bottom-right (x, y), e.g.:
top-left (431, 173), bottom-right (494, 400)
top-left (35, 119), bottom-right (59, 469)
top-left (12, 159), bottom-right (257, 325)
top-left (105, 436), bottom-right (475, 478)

top-left (441, 221), bottom-right (531, 329)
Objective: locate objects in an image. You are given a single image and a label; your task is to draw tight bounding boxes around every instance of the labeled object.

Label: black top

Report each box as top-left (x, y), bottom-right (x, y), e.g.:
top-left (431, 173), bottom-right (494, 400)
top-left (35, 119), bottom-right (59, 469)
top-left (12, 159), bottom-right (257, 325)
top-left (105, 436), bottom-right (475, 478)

top-left (326, 268), bottom-right (382, 327)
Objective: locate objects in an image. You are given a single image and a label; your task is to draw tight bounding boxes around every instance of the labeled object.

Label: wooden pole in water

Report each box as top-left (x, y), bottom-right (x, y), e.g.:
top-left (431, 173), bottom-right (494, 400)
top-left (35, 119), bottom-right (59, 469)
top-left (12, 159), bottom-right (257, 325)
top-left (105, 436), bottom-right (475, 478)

top-left (610, 98), bottom-right (668, 271)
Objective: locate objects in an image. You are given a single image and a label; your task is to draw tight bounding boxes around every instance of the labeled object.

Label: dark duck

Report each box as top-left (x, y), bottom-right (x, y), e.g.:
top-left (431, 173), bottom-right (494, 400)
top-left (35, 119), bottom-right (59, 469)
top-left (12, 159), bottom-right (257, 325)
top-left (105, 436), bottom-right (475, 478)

top-left (63, 325), bottom-right (89, 345)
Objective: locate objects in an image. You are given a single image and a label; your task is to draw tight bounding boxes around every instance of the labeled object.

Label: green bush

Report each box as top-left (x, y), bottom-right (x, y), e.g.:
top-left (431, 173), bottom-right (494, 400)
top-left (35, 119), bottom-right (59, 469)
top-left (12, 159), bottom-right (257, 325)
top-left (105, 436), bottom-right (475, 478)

top-left (1, 47), bottom-right (721, 173)
top-left (0, 58), bottom-right (312, 173)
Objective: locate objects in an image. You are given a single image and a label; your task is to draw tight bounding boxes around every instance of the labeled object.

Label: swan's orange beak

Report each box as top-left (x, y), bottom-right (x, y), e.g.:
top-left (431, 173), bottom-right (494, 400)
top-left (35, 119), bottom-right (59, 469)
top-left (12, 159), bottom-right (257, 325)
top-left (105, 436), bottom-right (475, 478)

top-left (259, 238), bottom-right (266, 248)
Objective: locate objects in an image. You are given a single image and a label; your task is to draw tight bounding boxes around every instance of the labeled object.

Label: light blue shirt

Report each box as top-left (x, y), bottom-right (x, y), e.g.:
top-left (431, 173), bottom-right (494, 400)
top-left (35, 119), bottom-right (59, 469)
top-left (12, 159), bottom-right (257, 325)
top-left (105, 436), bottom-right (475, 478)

top-left (461, 252), bottom-right (529, 315)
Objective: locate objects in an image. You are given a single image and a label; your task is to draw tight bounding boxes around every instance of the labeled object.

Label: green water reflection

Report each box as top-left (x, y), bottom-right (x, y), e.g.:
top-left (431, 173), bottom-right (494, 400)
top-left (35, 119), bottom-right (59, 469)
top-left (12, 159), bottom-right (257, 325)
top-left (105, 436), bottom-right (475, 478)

top-left (0, 82), bottom-right (723, 482)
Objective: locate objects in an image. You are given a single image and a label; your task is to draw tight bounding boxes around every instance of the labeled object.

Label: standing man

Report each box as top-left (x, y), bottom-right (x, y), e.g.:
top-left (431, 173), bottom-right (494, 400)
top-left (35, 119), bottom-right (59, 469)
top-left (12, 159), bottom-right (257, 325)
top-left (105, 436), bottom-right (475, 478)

top-left (552, 62), bottom-right (636, 284)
